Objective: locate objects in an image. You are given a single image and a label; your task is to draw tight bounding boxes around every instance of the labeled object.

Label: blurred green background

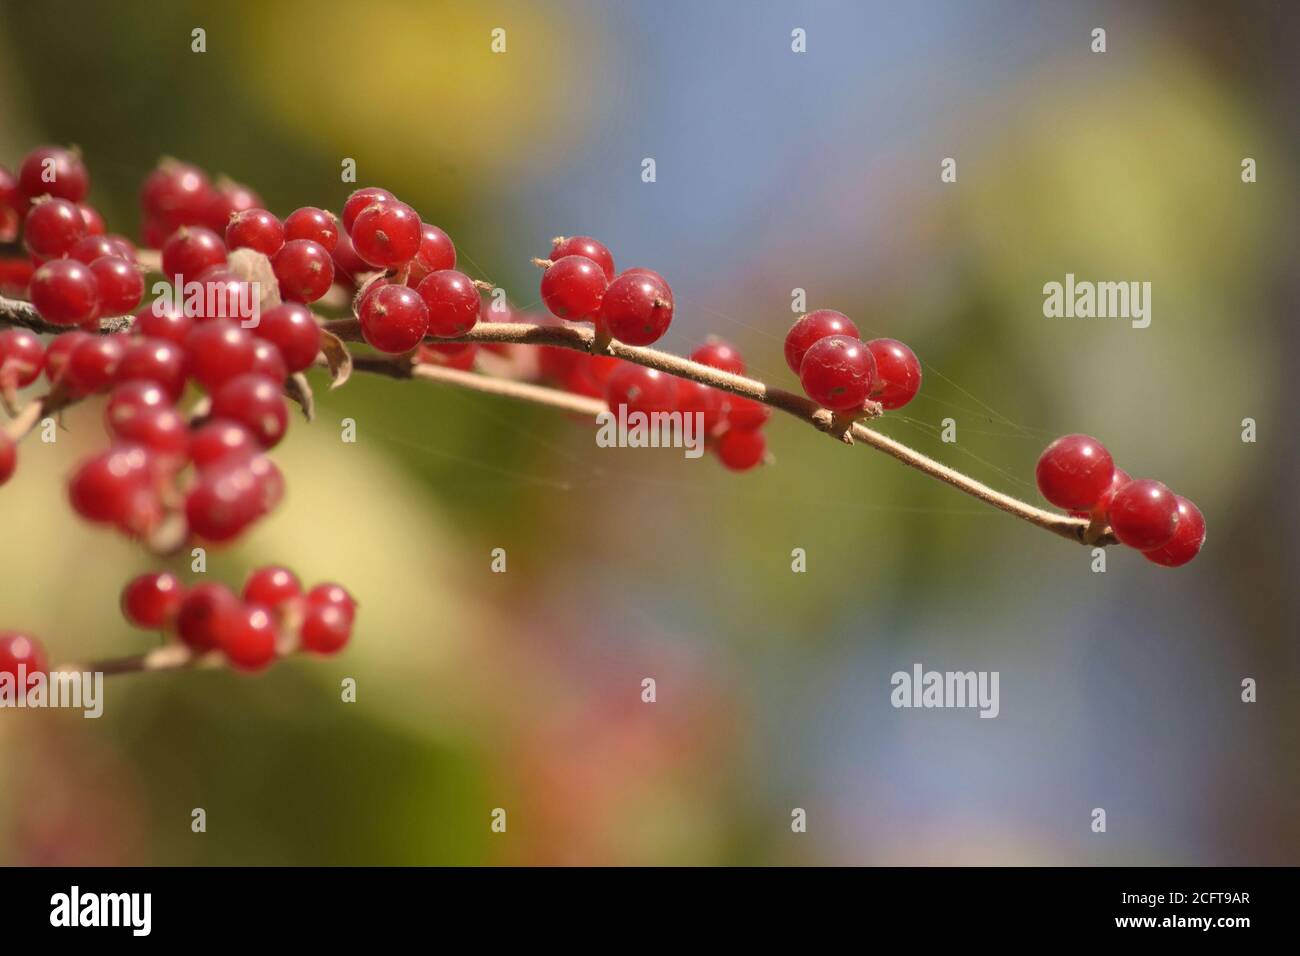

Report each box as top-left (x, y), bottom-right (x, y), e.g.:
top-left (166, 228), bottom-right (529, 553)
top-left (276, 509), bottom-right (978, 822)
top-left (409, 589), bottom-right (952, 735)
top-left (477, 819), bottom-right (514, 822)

top-left (1, 0), bottom-right (1297, 865)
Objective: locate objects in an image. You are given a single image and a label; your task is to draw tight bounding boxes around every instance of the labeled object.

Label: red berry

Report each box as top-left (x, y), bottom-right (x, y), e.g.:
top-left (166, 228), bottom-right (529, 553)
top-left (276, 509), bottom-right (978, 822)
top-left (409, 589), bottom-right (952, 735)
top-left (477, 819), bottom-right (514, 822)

top-left (0, 433), bottom-right (15, 487)
top-left (189, 420), bottom-right (258, 470)
top-left (0, 328), bottom-right (45, 388)
top-left (121, 572), bottom-right (186, 629)
top-left (416, 269), bottom-right (480, 338)
top-left (349, 201), bottom-right (421, 268)
top-left (550, 236), bottom-right (615, 280)
top-left (140, 160), bottom-right (212, 231)
top-left (691, 338), bottom-right (745, 376)
top-left (161, 226), bottom-right (227, 283)
top-left (105, 234), bottom-right (138, 261)
top-left (23, 197), bottom-right (86, 258)
top-left (252, 303), bottom-right (321, 373)
top-left (272, 239), bottom-right (334, 303)
top-left (716, 427), bottom-right (767, 471)
top-left (185, 320), bottom-right (256, 391)
top-left (1035, 434), bottom-right (1115, 511)
top-left (798, 335), bottom-right (877, 411)
top-left (1143, 496), bottom-right (1206, 567)
top-left (676, 379), bottom-right (725, 435)
top-left (67, 445), bottom-right (154, 525)
top-left (189, 266), bottom-right (256, 323)
top-left (43, 331), bottom-right (90, 386)
top-left (604, 364), bottom-right (678, 416)
top-left (211, 373), bottom-right (289, 447)
top-left (222, 604), bottom-right (279, 672)
top-left (300, 602), bottom-right (353, 654)
top-left (243, 566), bottom-right (301, 607)
top-left (88, 256), bottom-right (144, 315)
top-left (29, 258), bottom-right (99, 326)
top-left (225, 208), bottom-right (284, 256)
top-left (342, 187), bottom-right (394, 233)
top-left (18, 146), bottom-right (88, 202)
top-left (1108, 478), bottom-right (1180, 551)
top-left (330, 230), bottom-right (370, 285)
top-left (358, 284), bottom-right (429, 353)
top-left (250, 340), bottom-right (288, 382)
top-left (203, 179), bottom-right (263, 233)
top-left (134, 301), bottom-right (194, 346)
top-left (599, 270), bottom-right (674, 345)
top-left (185, 461), bottom-right (263, 542)
top-left (104, 380), bottom-right (170, 431)
top-left (407, 222), bottom-right (456, 283)
top-left (69, 234), bottom-right (119, 264)
top-left (283, 207), bottom-right (338, 251)
top-left (540, 255), bottom-right (607, 320)
top-left (1073, 467), bottom-right (1131, 520)
top-left (721, 395), bottom-right (770, 431)
top-left (176, 582), bottom-right (239, 652)
top-left (78, 204), bottom-right (106, 235)
top-left (116, 337), bottom-right (187, 399)
top-left (107, 403), bottom-right (188, 458)
top-left (0, 632), bottom-right (47, 693)
top-left (865, 338), bottom-right (922, 410)
top-left (66, 335), bottom-right (127, 392)
top-left (784, 310), bottom-right (859, 375)
top-left (307, 582), bottom-right (357, 621)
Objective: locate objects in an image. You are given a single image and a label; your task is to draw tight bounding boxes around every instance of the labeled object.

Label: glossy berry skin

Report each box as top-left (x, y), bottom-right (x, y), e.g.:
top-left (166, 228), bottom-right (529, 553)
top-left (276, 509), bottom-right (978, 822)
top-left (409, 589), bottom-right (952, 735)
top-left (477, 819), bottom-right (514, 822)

top-left (866, 338), bottom-right (922, 410)
top-left (716, 427), bottom-right (767, 471)
top-left (307, 583), bottom-right (357, 622)
top-left (108, 404), bottom-right (188, 458)
top-left (722, 395), bottom-right (770, 431)
top-left (272, 239), bottom-right (334, 303)
top-left (0, 328), bottom-right (45, 387)
top-left (223, 604), bottom-right (279, 672)
top-left (176, 583), bottom-right (240, 652)
top-left (78, 204), bottom-right (106, 235)
top-left (342, 187), bottom-right (395, 233)
top-left (359, 284), bottom-right (430, 353)
top-left (67, 445), bottom-right (154, 526)
top-left (24, 197), bottom-right (87, 258)
top-left (416, 270), bottom-right (480, 337)
top-left (225, 208), bottom-right (284, 255)
top-left (189, 266), bottom-right (255, 323)
top-left (252, 303), bottom-right (321, 373)
top-left (550, 236), bottom-right (615, 281)
top-left (407, 222), bottom-right (456, 283)
top-left (30, 259), bottom-right (99, 326)
top-left (676, 379), bottom-right (726, 436)
top-left (250, 340), bottom-right (288, 382)
top-left (211, 373), bottom-right (289, 447)
top-left (0, 632), bottom-right (47, 691)
top-left (283, 207), bottom-right (338, 251)
top-left (189, 420), bottom-right (258, 469)
top-left (121, 572), bottom-right (186, 629)
top-left (1143, 496), bottom-right (1206, 567)
top-left (330, 231), bottom-right (370, 285)
top-left (18, 146), bottom-right (89, 202)
top-left (350, 201), bottom-right (421, 268)
top-left (117, 337), bottom-right (187, 399)
top-left (161, 227), bottom-right (227, 282)
top-left (599, 271), bottom-right (674, 345)
top-left (540, 255), bottom-right (607, 321)
top-left (88, 256), bottom-right (144, 314)
top-left (1109, 478), bottom-right (1180, 551)
top-left (1072, 467), bottom-right (1131, 520)
top-left (135, 302), bottom-right (194, 346)
top-left (784, 310), bottom-right (860, 375)
top-left (185, 320), bottom-right (255, 391)
top-left (300, 602), bottom-right (352, 654)
top-left (69, 234), bottom-right (120, 265)
top-left (66, 335), bottom-right (126, 393)
top-left (140, 160), bottom-right (212, 232)
top-left (604, 364), bottom-right (678, 416)
top-left (43, 331), bottom-right (90, 386)
top-left (185, 460), bottom-right (265, 542)
top-left (0, 433), bottom-right (15, 486)
top-left (243, 566), bottom-right (301, 607)
top-left (798, 335), bottom-right (877, 412)
top-left (1035, 434), bottom-right (1115, 511)
top-left (691, 339), bottom-right (745, 376)
top-left (203, 179), bottom-right (263, 233)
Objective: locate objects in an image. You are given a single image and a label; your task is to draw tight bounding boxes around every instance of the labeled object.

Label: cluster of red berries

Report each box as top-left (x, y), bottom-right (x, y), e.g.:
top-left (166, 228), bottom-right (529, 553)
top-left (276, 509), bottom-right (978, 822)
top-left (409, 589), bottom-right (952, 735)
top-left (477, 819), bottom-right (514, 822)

top-left (1035, 434), bottom-right (1205, 567)
top-left (537, 236), bottom-right (675, 347)
top-left (121, 566), bottom-right (356, 672)
top-left (783, 309), bottom-right (923, 413)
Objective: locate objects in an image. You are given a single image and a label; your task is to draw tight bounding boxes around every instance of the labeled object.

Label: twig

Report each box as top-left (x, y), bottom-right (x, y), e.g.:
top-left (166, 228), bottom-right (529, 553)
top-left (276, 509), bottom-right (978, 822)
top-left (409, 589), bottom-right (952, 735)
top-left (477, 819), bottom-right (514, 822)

top-left (0, 294), bottom-right (132, 335)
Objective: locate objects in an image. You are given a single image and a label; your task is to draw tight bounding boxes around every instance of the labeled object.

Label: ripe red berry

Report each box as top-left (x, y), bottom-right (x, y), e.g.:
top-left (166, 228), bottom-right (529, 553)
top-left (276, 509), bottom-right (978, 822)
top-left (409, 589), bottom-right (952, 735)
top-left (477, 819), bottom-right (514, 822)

top-left (105, 234), bottom-right (138, 261)
top-left (300, 602), bottom-right (353, 654)
top-left (283, 207), bottom-right (339, 251)
top-left (272, 238), bottom-right (334, 302)
top-left (243, 566), bottom-right (301, 607)
top-left (43, 331), bottom-right (90, 386)
top-left (716, 427), bottom-right (767, 471)
top-left (189, 420), bottom-right (258, 469)
top-left (342, 187), bottom-right (395, 233)
top-left (604, 364), bottom-right (678, 416)
top-left (23, 197), bottom-right (87, 259)
top-left (784, 309), bottom-right (860, 375)
top-left (188, 266), bottom-right (256, 323)
top-left (330, 230), bottom-right (370, 286)
top-left (550, 236), bottom-right (615, 281)
top-left (307, 582), bottom-right (357, 621)
top-left (1035, 434), bottom-right (1115, 511)
top-left (540, 255), bottom-right (607, 320)
top-left (358, 284), bottom-right (429, 353)
top-left (134, 301), bottom-right (194, 346)
top-left (176, 582), bottom-right (239, 651)
top-left (203, 178), bottom-right (263, 233)
top-left (121, 572), bottom-right (186, 629)
top-left (29, 258), bottom-right (99, 326)
top-left (599, 270), bottom-right (674, 345)
top-left (185, 320), bottom-right (256, 391)
top-left (721, 395), bottom-right (770, 431)
top-left (222, 604), bottom-right (279, 672)
top-left (250, 340), bottom-right (288, 382)
top-left (210, 373), bottom-right (289, 447)
top-left (407, 222), bottom-right (456, 283)
top-left (0, 328), bottom-right (45, 388)
top-left (18, 145), bottom-right (89, 202)
top-left (1072, 467), bottom-right (1131, 520)
top-left (416, 269), bottom-right (480, 338)
top-left (225, 208), bottom-right (284, 256)
top-left (88, 256), bottom-right (144, 315)
top-left (67, 445), bottom-right (154, 525)
top-left (66, 334), bottom-right (127, 392)
top-left (140, 159), bottom-right (212, 231)
top-left (1142, 496), bottom-right (1206, 567)
top-left (0, 433), bottom-right (15, 487)
top-left (104, 380), bottom-right (169, 431)
top-left (161, 226), bottom-right (227, 282)
top-left (78, 203), bottom-right (105, 235)
top-left (252, 303), bottom-right (321, 373)
top-left (0, 632), bottom-right (47, 692)
top-left (676, 379), bottom-right (725, 435)
top-left (691, 338), bottom-right (746, 376)
top-left (865, 338), bottom-right (922, 410)
top-left (798, 335), bottom-right (877, 411)
top-left (116, 337), bottom-right (187, 399)
top-left (107, 403), bottom-right (188, 457)
top-left (350, 201), bottom-right (421, 268)
top-left (1108, 478), bottom-right (1180, 551)
top-left (185, 461), bottom-right (264, 542)
top-left (68, 234), bottom-right (119, 265)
